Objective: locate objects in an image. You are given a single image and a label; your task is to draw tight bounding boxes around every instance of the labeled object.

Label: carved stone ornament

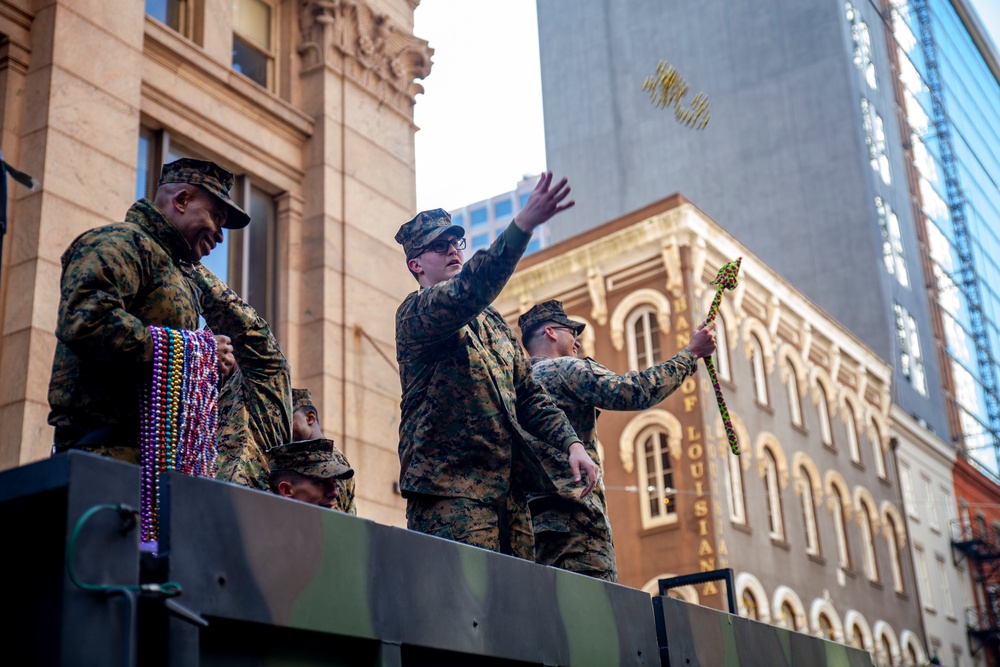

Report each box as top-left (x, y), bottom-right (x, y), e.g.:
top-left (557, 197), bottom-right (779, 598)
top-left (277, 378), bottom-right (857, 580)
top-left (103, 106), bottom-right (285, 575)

top-left (298, 0), bottom-right (433, 111)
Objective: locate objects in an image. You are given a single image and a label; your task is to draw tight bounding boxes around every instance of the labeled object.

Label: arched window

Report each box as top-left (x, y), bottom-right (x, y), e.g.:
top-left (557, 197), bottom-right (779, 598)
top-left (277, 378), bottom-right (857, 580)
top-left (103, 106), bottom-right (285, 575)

top-left (626, 306), bottom-right (662, 370)
top-left (741, 589), bottom-right (760, 620)
top-left (800, 474), bottom-right (820, 556)
top-left (636, 427), bottom-right (677, 528)
top-left (780, 601), bottom-right (800, 631)
top-left (787, 368), bottom-right (803, 427)
top-left (846, 403), bottom-right (861, 463)
top-left (765, 449), bottom-right (784, 540)
top-left (818, 613), bottom-right (836, 641)
top-left (885, 514), bottom-right (904, 593)
top-left (715, 312), bottom-right (731, 381)
top-left (817, 383), bottom-right (834, 447)
top-left (750, 334), bottom-right (769, 405)
top-left (849, 624), bottom-right (864, 649)
top-left (727, 446), bottom-right (746, 524)
top-left (860, 499), bottom-right (879, 582)
top-left (833, 486), bottom-right (851, 569)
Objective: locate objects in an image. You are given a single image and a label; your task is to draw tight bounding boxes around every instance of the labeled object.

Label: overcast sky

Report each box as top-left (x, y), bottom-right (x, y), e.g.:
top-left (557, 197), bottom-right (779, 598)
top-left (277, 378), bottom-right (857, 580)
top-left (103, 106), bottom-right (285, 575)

top-left (413, 0), bottom-right (1000, 212)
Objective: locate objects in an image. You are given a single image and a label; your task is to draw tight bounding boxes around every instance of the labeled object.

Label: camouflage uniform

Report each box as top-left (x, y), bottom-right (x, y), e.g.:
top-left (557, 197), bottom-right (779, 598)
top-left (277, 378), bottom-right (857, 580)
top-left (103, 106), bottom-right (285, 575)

top-left (520, 300), bottom-right (699, 582)
top-left (394, 210), bottom-right (580, 559)
top-left (187, 264), bottom-right (291, 490)
top-left (48, 159), bottom-right (249, 459)
top-left (291, 388), bottom-right (356, 514)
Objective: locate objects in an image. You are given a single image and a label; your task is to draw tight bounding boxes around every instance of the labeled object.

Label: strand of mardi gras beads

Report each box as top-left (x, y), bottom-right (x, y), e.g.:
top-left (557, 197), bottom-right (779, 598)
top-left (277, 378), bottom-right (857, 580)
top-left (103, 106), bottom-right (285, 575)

top-left (140, 326), bottom-right (220, 549)
top-left (702, 258), bottom-right (742, 455)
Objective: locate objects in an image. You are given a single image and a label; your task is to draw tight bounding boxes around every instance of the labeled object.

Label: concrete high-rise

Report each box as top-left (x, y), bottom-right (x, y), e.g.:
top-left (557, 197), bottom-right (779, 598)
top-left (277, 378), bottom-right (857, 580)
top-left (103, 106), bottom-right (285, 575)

top-left (537, 0), bottom-right (1000, 475)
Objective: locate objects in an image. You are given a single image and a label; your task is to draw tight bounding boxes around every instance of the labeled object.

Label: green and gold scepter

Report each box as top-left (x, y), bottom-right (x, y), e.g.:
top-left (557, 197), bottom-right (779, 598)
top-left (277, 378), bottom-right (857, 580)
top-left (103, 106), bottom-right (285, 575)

top-left (702, 258), bottom-right (741, 455)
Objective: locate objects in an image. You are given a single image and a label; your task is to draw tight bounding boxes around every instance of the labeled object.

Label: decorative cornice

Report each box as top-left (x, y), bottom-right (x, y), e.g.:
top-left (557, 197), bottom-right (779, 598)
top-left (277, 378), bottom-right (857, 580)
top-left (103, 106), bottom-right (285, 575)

top-left (298, 0), bottom-right (433, 113)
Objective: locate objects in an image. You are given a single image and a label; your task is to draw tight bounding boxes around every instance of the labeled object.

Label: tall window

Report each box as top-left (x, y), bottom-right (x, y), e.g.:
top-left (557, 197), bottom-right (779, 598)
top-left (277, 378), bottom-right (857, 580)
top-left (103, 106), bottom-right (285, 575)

top-left (859, 500), bottom-right (879, 582)
top-left (786, 368), bottom-right (803, 427)
top-left (914, 544), bottom-right (933, 611)
top-left (750, 335), bottom-right (769, 405)
top-left (922, 476), bottom-right (938, 531)
top-left (817, 383), bottom-right (834, 447)
top-left (493, 199), bottom-right (513, 219)
top-left (818, 614), bottom-right (835, 641)
top-left (800, 474), bottom-right (820, 555)
top-left (900, 463), bottom-right (916, 519)
top-left (936, 556), bottom-right (954, 617)
top-left (764, 450), bottom-right (784, 540)
top-left (872, 422), bottom-right (887, 479)
top-left (832, 487), bottom-right (851, 569)
top-left (860, 97), bottom-right (891, 185)
top-left (727, 447), bottom-right (746, 524)
top-left (715, 313), bottom-right (731, 381)
top-left (874, 197), bottom-right (909, 287)
top-left (846, 404), bottom-right (861, 464)
top-left (233, 0), bottom-right (274, 89)
top-left (849, 624), bottom-right (865, 650)
top-left (627, 307), bottom-right (662, 370)
top-left (893, 302), bottom-right (927, 395)
top-left (780, 601), bottom-right (800, 631)
top-left (885, 514), bottom-right (904, 594)
top-left (637, 428), bottom-right (677, 528)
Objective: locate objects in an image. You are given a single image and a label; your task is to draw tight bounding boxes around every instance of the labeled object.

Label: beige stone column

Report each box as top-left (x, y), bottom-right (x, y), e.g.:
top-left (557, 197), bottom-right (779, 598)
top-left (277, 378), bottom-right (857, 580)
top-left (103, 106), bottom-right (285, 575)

top-left (295, 0), bottom-right (430, 524)
top-left (0, 1), bottom-right (146, 467)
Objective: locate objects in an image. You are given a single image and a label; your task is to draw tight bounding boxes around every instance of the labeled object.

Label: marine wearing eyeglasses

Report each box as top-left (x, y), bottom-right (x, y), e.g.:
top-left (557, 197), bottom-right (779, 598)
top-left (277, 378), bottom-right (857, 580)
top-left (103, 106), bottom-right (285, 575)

top-left (393, 173), bottom-right (599, 559)
top-left (518, 299), bottom-right (717, 582)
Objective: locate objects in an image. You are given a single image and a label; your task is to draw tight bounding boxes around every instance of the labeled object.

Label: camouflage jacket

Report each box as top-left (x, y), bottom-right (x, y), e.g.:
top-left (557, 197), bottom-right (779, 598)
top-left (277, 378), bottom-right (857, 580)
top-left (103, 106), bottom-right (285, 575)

top-left (187, 264), bottom-right (291, 491)
top-left (396, 222), bottom-right (580, 502)
top-left (48, 199), bottom-right (202, 450)
top-left (527, 351), bottom-right (698, 528)
top-left (331, 444), bottom-right (357, 515)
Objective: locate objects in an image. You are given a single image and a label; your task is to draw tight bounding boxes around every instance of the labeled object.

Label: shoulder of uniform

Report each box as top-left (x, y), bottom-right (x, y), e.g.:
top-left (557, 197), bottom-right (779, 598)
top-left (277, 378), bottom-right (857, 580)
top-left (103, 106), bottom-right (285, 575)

top-left (580, 356), bottom-right (615, 376)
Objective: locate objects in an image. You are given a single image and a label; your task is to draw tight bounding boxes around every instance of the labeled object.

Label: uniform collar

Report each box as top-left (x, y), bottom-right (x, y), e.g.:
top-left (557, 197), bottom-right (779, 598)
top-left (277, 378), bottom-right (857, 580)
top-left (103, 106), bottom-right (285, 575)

top-left (127, 198), bottom-right (194, 262)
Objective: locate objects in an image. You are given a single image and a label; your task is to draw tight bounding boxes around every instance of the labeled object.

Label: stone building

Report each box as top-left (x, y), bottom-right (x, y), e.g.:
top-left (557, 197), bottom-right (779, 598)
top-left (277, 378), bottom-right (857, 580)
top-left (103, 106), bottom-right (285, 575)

top-left (496, 195), bottom-right (927, 665)
top-left (0, 0), bottom-right (430, 525)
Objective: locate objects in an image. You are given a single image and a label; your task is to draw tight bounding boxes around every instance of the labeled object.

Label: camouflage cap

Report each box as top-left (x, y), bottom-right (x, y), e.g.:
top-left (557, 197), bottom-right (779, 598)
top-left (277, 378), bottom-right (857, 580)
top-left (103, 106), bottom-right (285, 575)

top-left (158, 158), bottom-right (251, 230)
top-left (394, 208), bottom-right (465, 260)
top-left (291, 387), bottom-right (316, 413)
top-left (517, 299), bottom-right (586, 343)
top-left (268, 439), bottom-right (354, 480)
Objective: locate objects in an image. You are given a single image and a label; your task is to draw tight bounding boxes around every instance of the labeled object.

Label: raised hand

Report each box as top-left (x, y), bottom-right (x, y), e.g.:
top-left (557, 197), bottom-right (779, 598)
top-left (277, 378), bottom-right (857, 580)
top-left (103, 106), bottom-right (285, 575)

top-left (514, 172), bottom-right (575, 234)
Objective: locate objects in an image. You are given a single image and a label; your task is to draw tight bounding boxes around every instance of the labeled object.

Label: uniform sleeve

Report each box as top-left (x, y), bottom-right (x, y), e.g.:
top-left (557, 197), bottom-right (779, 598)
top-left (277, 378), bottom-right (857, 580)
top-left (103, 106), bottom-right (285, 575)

top-left (55, 233), bottom-right (155, 362)
top-left (190, 263), bottom-right (292, 449)
top-left (397, 222), bottom-right (531, 351)
top-left (511, 330), bottom-right (581, 453)
top-left (563, 351), bottom-right (699, 411)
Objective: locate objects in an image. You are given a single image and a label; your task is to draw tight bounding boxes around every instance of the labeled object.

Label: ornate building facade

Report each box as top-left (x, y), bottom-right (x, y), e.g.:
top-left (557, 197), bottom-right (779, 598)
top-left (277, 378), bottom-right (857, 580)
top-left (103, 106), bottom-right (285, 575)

top-left (0, 0), bottom-right (430, 525)
top-left (496, 196), bottom-right (927, 665)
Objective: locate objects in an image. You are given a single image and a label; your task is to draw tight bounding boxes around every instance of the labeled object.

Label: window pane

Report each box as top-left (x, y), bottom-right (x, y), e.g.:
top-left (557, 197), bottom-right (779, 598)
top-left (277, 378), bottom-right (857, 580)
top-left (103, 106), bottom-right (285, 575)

top-left (471, 233), bottom-right (489, 250)
top-left (470, 207), bottom-right (488, 226)
top-left (247, 186), bottom-right (276, 326)
top-left (147, 0), bottom-right (182, 30)
top-left (136, 128), bottom-right (155, 201)
top-left (518, 193), bottom-right (529, 210)
top-left (494, 199), bottom-right (513, 218)
top-left (233, 35), bottom-right (269, 87)
top-left (233, 0), bottom-right (270, 48)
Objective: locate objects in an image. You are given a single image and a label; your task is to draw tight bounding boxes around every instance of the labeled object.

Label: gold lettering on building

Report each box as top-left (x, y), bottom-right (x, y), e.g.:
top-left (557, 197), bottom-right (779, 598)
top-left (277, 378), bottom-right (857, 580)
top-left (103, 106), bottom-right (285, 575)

top-left (718, 540), bottom-right (728, 556)
top-left (676, 331), bottom-right (691, 348)
top-left (699, 519), bottom-right (708, 536)
top-left (682, 377), bottom-right (697, 394)
top-left (684, 395), bottom-right (698, 412)
top-left (673, 297), bottom-right (688, 312)
top-left (688, 443), bottom-right (703, 459)
top-left (694, 480), bottom-right (704, 495)
top-left (677, 315), bottom-right (690, 331)
top-left (700, 558), bottom-right (716, 572)
top-left (703, 581), bottom-right (718, 595)
top-left (694, 500), bottom-right (708, 517)
top-left (699, 539), bottom-right (714, 556)
top-left (687, 426), bottom-right (701, 441)
top-left (690, 462), bottom-right (704, 478)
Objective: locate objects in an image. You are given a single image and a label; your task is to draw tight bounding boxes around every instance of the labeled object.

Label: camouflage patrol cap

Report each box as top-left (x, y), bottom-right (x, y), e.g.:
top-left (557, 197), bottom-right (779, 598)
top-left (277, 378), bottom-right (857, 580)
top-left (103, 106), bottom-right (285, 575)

top-left (292, 388), bottom-right (316, 413)
top-left (394, 208), bottom-right (465, 260)
top-left (158, 158), bottom-right (251, 230)
top-left (517, 299), bottom-right (586, 343)
top-left (268, 439), bottom-right (354, 480)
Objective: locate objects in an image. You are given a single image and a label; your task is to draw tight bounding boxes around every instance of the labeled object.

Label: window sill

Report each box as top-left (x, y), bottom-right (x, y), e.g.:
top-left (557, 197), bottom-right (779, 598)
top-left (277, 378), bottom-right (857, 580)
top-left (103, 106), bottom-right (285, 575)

top-left (770, 536), bottom-right (791, 551)
top-left (640, 521), bottom-right (680, 537)
top-left (839, 566), bottom-right (857, 579)
top-left (731, 522), bottom-right (753, 535)
top-left (878, 476), bottom-right (891, 487)
top-left (822, 442), bottom-right (837, 454)
top-left (895, 590), bottom-right (909, 602)
top-left (791, 423), bottom-right (809, 437)
top-left (851, 460), bottom-right (865, 472)
top-left (807, 553), bottom-right (826, 566)
top-left (867, 579), bottom-right (884, 591)
top-left (755, 401), bottom-right (774, 415)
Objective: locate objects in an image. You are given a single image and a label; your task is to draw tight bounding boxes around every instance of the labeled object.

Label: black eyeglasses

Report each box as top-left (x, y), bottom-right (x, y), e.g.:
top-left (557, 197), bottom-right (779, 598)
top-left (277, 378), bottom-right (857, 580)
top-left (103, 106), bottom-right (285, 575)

top-left (422, 237), bottom-right (467, 254)
top-left (549, 325), bottom-right (580, 340)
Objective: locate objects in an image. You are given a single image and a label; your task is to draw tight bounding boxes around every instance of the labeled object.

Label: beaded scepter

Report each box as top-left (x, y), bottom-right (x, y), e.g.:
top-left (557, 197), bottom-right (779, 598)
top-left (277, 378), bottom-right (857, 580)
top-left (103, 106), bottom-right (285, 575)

top-left (140, 326), bottom-right (219, 550)
top-left (702, 258), bottom-right (742, 455)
